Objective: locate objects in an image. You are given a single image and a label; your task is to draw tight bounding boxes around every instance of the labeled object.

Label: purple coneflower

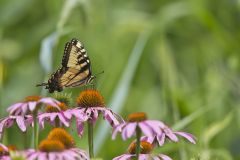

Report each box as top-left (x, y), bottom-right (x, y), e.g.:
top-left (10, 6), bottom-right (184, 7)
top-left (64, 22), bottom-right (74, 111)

top-left (112, 112), bottom-right (196, 159)
top-left (72, 89), bottom-right (123, 158)
top-left (0, 144), bottom-right (18, 160)
top-left (74, 89), bottom-right (123, 128)
top-left (38, 102), bottom-right (82, 128)
top-left (23, 128), bottom-right (89, 160)
top-left (112, 112), bottom-right (196, 144)
top-left (6, 95), bottom-right (60, 149)
top-left (142, 129), bottom-right (196, 146)
top-left (0, 115), bottom-right (32, 140)
top-left (113, 141), bottom-right (172, 160)
top-left (0, 143), bottom-right (9, 159)
top-left (7, 96), bottom-right (60, 116)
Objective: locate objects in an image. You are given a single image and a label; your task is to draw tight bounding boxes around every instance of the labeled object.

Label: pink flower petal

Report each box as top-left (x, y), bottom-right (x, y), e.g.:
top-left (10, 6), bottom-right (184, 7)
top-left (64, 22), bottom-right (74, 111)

top-left (58, 113), bottom-right (69, 127)
top-left (38, 152), bottom-right (47, 160)
top-left (7, 103), bottom-right (23, 114)
top-left (124, 122), bottom-right (137, 139)
top-left (139, 122), bottom-right (154, 138)
top-left (50, 114), bottom-right (57, 122)
top-left (63, 111), bottom-right (72, 119)
top-left (76, 120), bottom-right (84, 136)
top-left (16, 116), bottom-right (26, 132)
top-left (39, 98), bottom-right (59, 106)
top-left (125, 123), bottom-right (137, 138)
top-left (164, 128), bottom-right (178, 142)
top-left (49, 152), bottom-right (56, 160)
top-left (28, 102), bottom-right (37, 111)
top-left (174, 131), bottom-right (196, 144)
top-left (157, 133), bottom-right (166, 146)
top-left (112, 123), bottom-right (125, 139)
top-left (21, 103), bottom-right (29, 115)
top-left (113, 154), bottom-right (133, 160)
top-left (27, 152), bottom-right (39, 160)
top-left (0, 143), bottom-right (8, 151)
top-left (145, 120), bottom-right (163, 135)
top-left (157, 154), bottom-right (172, 160)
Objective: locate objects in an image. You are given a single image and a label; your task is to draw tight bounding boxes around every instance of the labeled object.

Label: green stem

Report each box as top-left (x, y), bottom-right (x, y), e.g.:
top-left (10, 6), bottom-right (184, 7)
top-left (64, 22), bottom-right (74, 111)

top-left (33, 112), bottom-right (39, 149)
top-left (55, 118), bottom-right (60, 128)
top-left (23, 131), bottom-right (28, 149)
top-left (136, 126), bottom-right (141, 159)
top-left (88, 121), bottom-right (94, 158)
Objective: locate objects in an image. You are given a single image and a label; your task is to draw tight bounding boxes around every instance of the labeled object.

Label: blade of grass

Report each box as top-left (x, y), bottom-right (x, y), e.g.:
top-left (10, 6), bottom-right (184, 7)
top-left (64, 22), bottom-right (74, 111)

top-left (202, 111), bottom-right (233, 146)
top-left (94, 30), bottom-right (151, 154)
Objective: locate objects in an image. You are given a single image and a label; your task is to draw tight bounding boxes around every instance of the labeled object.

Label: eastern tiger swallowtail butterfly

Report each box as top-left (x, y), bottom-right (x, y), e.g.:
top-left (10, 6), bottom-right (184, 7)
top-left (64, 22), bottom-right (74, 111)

top-left (36, 38), bottom-right (95, 93)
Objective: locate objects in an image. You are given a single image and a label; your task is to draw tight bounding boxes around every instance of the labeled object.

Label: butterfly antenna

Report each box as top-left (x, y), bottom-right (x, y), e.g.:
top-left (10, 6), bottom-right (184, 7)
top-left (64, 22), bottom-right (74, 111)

top-left (36, 82), bottom-right (48, 87)
top-left (94, 70), bottom-right (104, 78)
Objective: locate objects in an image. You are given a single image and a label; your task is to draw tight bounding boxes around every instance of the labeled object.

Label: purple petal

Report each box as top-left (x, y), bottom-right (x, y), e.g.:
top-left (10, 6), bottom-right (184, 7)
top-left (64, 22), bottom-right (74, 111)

top-left (38, 152), bottom-right (47, 160)
top-left (63, 110), bottom-right (72, 119)
top-left (124, 123), bottom-right (137, 140)
top-left (138, 122), bottom-right (154, 138)
top-left (0, 118), bottom-right (9, 133)
top-left (145, 120), bottom-right (163, 135)
top-left (28, 102), bottom-right (37, 111)
top-left (157, 133), bottom-right (166, 146)
top-left (49, 153), bottom-right (56, 160)
top-left (7, 103), bottom-right (23, 114)
top-left (141, 135), bottom-right (155, 145)
top-left (38, 114), bottom-right (46, 129)
top-left (49, 114), bottom-right (57, 122)
top-left (0, 143), bottom-right (8, 151)
top-left (113, 154), bottom-right (133, 160)
top-left (102, 110), bottom-right (120, 127)
top-left (174, 132), bottom-right (196, 144)
top-left (70, 109), bottom-right (88, 121)
top-left (39, 98), bottom-right (59, 106)
top-left (89, 109), bottom-right (98, 124)
top-left (164, 128), bottom-right (178, 142)
top-left (139, 154), bottom-right (151, 160)
top-left (76, 120), bottom-right (84, 136)
top-left (112, 123), bottom-right (125, 139)
top-left (157, 154), bottom-right (172, 160)
top-left (16, 116), bottom-right (26, 132)
top-left (21, 103), bottom-right (29, 115)
top-left (58, 113), bottom-right (69, 127)
top-left (27, 152), bottom-right (39, 160)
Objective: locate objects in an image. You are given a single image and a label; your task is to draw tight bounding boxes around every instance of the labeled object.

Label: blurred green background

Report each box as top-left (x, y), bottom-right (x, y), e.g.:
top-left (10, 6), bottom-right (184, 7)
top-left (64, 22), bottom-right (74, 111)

top-left (0, 0), bottom-right (240, 159)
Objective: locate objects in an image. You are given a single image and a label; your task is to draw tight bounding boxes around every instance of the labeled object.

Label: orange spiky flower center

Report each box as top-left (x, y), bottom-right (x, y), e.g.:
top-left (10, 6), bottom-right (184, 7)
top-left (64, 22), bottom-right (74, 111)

top-left (76, 89), bottom-right (105, 108)
top-left (47, 128), bottom-right (75, 149)
top-left (128, 141), bottom-right (153, 154)
top-left (45, 102), bottom-right (68, 113)
top-left (38, 139), bottom-right (65, 152)
top-left (7, 145), bottom-right (17, 151)
top-left (0, 146), bottom-right (8, 156)
top-left (25, 96), bottom-right (41, 102)
top-left (127, 112), bottom-right (147, 122)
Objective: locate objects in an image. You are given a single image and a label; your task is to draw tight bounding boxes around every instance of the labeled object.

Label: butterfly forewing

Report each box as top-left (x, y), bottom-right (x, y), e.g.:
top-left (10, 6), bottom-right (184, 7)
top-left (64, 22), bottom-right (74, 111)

top-left (37, 38), bottom-right (94, 93)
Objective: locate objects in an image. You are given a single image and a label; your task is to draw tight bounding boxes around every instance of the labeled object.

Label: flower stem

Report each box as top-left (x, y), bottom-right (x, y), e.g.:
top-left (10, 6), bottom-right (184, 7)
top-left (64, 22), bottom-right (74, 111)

top-left (88, 121), bottom-right (94, 158)
top-left (23, 131), bottom-right (28, 149)
top-left (33, 112), bottom-right (39, 149)
top-left (136, 126), bottom-right (141, 159)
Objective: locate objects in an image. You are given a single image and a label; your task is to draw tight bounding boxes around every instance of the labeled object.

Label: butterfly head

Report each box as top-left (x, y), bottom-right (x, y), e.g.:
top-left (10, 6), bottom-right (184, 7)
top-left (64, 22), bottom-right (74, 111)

top-left (36, 82), bottom-right (50, 91)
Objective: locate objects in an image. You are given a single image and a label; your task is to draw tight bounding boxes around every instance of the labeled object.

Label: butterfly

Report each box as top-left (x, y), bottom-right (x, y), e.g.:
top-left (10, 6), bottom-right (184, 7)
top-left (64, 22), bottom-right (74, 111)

top-left (36, 38), bottom-right (95, 93)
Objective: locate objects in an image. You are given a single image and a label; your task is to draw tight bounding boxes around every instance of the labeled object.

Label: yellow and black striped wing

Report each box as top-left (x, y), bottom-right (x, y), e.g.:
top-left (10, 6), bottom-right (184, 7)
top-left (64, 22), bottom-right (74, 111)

top-left (36, 38), bottom-right (94, 93)
top-left (60, 38), bottom-right (93, 87)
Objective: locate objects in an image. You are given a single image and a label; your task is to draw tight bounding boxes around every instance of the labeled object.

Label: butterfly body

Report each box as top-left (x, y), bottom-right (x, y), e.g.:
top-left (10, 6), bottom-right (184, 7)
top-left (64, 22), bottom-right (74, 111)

top-left (37, 38), bottom-right (95, 93)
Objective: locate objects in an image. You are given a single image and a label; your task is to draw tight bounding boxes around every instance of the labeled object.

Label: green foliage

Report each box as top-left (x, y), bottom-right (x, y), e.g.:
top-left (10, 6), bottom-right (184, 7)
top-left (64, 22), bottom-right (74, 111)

top-left (53, 92), bottom-right (73, 106)
top-left (0, 0), bottom-right (239, 159)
